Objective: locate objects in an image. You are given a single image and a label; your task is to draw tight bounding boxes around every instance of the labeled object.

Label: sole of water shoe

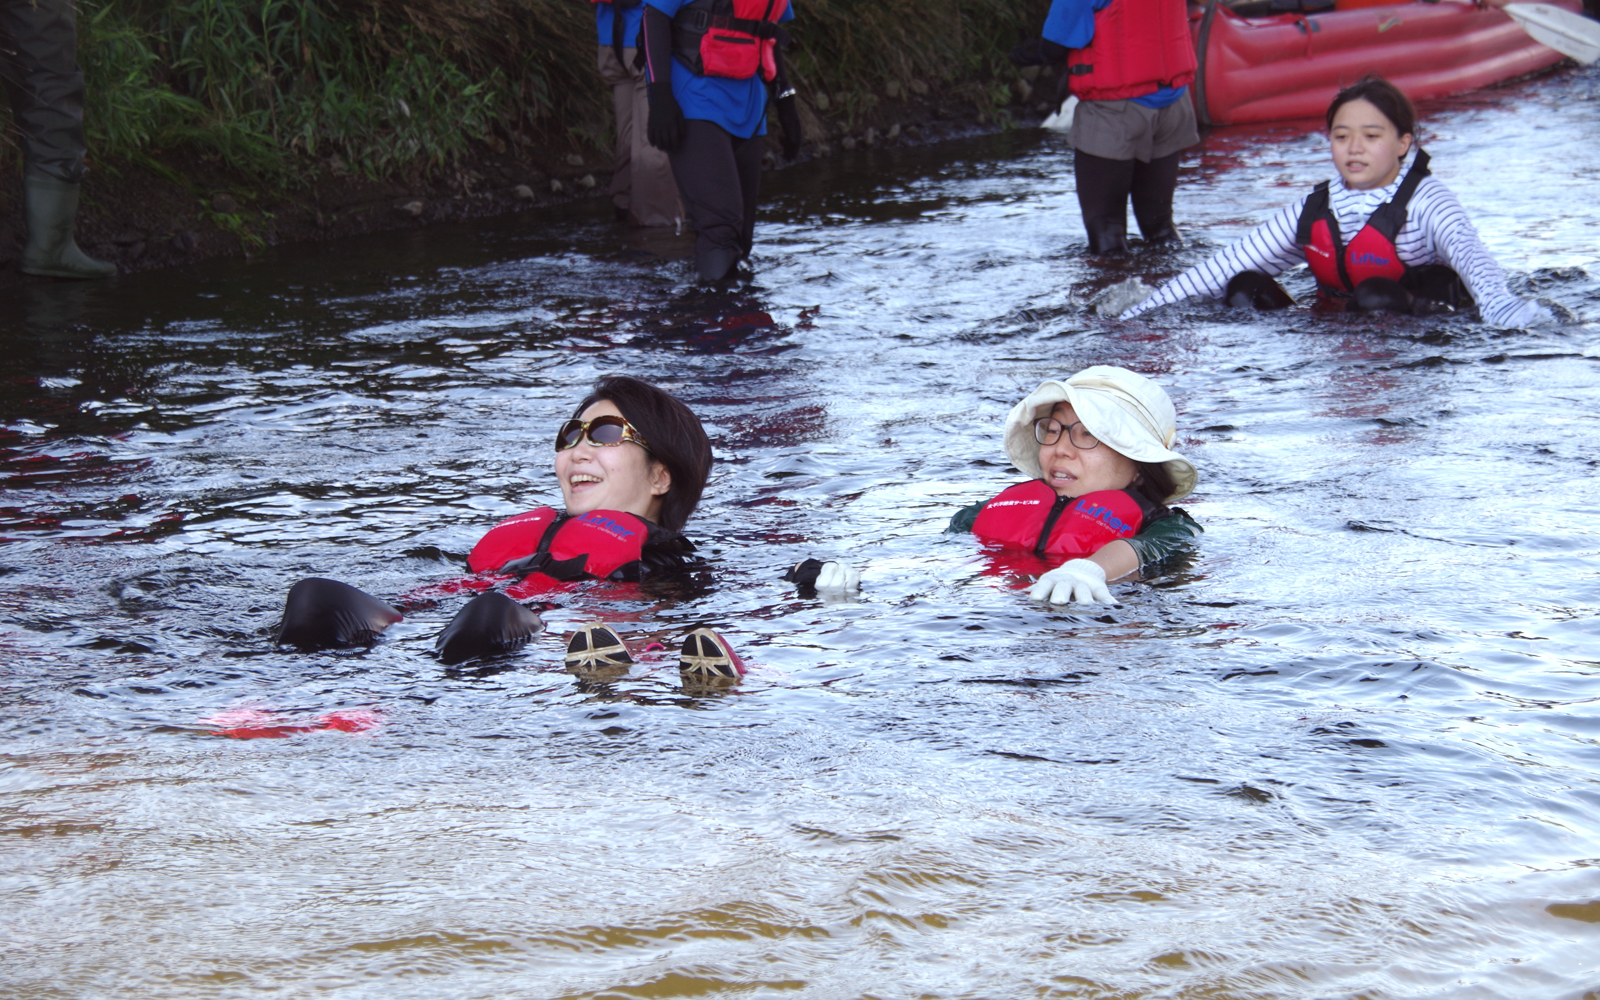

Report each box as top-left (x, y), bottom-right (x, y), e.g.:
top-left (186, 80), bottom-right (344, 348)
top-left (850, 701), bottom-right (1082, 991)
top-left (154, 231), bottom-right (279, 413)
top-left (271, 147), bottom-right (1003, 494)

top-left (678, 628), bottom-right (744, 679)
top-left (565, 622), bottom-right (633, 671)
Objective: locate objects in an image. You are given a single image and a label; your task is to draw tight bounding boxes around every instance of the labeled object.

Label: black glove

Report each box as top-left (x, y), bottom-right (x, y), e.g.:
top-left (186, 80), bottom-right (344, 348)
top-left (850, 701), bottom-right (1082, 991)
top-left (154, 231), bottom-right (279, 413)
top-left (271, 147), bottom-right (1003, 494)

top-left (1008, 37), bottom-right (1069, 67)
top-left (776, 93), bottom-right (802, 159)
top-left (647, 82), bottom-right (685, 153)
top-left (782, 558), bottom-right (825, 587)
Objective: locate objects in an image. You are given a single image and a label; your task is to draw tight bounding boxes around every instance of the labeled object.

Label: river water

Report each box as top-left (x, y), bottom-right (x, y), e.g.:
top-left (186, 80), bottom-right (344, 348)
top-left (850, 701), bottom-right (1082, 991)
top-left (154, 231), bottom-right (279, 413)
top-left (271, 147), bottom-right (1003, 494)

top-left (3, 65), bottom-right (1599, 1000)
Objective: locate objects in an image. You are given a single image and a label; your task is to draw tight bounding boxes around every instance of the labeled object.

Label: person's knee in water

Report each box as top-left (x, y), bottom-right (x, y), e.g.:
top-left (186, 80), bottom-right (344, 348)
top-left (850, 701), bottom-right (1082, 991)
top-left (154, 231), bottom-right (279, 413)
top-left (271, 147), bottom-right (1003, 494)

top-left (946, 366), bottom-right (1202, 605)
top-left (277, 376), bottom-right (735, 680)
top-left (1226, 270), bottom-right (1295, 310)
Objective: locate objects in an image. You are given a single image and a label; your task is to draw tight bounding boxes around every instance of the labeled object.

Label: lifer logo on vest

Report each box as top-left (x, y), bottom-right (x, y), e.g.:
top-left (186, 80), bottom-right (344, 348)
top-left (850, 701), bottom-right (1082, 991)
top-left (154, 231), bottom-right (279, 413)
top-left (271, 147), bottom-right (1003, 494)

top-left (579, 511), bottom-right (637, 540)
top-left (1072, 497), bottom-right (1132, 533)
top-left (1351, 252), bottom-right (1391, 266)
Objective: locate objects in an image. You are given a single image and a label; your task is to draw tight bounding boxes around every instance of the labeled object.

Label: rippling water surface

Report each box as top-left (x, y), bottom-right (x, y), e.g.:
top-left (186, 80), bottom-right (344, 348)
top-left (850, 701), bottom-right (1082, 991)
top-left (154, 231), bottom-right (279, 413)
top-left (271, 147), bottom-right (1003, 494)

top-left (3, 67), bottom-right (1600, 999)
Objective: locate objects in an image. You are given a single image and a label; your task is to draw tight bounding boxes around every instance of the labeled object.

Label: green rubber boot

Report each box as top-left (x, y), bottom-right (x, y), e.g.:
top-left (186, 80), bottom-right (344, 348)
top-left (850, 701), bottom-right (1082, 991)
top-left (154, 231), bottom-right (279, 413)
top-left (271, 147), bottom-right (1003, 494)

top-left (20, 173), bottom-right (117, 279)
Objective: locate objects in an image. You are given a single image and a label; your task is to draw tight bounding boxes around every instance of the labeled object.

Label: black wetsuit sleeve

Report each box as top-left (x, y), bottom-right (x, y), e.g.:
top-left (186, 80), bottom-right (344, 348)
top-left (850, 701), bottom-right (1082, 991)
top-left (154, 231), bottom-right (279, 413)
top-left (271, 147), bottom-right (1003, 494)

top-left (613, 526), bottom-right (704, 582)
top-left (946, 500), bottom-right (986, 534)
top-left (641, 5), bottom-right (675, 84)
top-left (1125, 507), bottom-right (1202, 572)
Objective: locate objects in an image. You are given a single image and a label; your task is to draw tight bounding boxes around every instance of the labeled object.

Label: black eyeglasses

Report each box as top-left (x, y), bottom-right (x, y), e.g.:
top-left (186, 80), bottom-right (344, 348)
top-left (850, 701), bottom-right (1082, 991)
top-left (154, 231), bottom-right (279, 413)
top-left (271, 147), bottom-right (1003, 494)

top-left (1033, 417), bottom-right (1100, 449)
top-left (554, 414), bottom-right (650, 452)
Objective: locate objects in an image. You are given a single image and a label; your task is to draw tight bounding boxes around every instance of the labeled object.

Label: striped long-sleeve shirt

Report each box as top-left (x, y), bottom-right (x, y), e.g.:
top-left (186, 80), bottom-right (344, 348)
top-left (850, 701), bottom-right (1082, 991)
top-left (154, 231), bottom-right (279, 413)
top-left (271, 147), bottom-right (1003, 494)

top-left (1120, 159), bottom-right (1549, 329)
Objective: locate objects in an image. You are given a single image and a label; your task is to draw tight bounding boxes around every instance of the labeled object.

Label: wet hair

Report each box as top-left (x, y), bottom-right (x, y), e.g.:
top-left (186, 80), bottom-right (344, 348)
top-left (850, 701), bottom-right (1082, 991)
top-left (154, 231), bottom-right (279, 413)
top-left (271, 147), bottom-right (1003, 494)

top-left (1326, 75), bottom-right (1417, 143)
top-left (1134, 461), bottom-right (1178, 506)
top-left (572, 375), bottom-right (712, 530)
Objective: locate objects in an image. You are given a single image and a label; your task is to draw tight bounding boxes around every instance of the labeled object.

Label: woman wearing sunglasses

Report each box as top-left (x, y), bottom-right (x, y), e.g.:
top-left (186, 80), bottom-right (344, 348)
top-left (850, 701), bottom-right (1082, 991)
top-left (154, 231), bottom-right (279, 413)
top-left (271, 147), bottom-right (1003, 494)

top-left (947, 366), bottom-right (1201, 604)
top-left (277, 375), bottom-right (744, 681)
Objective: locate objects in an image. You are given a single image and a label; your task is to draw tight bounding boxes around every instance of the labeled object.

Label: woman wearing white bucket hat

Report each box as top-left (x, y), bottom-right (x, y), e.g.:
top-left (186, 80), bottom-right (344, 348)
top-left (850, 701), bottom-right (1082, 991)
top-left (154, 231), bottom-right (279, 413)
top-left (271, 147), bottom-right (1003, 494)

top-left (947, 365), bottom-right (1201, 604)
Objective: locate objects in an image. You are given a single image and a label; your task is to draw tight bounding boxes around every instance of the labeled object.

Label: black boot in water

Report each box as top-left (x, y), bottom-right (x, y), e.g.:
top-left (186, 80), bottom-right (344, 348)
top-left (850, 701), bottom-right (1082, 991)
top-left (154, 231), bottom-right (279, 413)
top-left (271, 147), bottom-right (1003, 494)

top-left (277, 578), bottom-right (403, 651)
top-left (433, 591), bottom-right (544, 665)
top-left (21, 173), bottom-right (116, 279)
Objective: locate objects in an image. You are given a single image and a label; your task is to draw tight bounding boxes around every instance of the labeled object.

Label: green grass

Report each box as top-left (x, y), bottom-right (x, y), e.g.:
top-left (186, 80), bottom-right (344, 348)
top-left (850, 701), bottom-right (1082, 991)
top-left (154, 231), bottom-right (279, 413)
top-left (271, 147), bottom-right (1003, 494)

top-left (6, 0), bottom-right (1049, 188)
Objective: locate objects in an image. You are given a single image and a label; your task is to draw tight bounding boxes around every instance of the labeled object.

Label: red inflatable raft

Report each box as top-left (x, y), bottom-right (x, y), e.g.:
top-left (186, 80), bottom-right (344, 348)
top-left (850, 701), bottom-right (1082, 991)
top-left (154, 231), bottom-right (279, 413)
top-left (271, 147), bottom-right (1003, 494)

top-left (1192, 0), bottom-right (1584, 124)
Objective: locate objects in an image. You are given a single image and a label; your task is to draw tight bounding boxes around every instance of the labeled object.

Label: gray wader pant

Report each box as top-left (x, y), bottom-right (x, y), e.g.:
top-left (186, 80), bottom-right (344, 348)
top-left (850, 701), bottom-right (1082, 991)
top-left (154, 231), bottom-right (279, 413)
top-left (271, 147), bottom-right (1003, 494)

top-left (669, 118), bottom-right (763, 282)
top-left (597, 45), bottom-right (684, 228)
top-left (1, 0), bottom-right (88, 183)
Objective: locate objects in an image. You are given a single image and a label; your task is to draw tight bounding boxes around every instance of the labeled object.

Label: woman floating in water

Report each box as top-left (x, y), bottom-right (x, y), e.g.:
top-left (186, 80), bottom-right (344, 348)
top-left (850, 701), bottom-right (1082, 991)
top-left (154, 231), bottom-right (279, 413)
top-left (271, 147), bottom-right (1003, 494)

top-left (948, 366), bottom-right (1200, 604)
top-left (276, 375), bottom-right (746, 681)
top-left (1121, 75), bottom-right (1552, 329)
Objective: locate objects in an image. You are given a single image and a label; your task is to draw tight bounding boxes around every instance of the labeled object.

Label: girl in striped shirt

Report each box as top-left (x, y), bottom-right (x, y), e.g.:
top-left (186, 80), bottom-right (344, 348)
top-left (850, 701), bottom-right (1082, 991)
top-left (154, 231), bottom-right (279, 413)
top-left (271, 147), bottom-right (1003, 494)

top-left (1121, 76), bottom-right (1551, 330)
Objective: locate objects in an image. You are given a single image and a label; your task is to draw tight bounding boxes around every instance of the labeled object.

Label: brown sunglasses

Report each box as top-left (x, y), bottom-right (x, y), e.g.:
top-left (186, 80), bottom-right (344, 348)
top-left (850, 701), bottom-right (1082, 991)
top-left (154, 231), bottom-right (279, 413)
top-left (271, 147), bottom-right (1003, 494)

top-left (554, 414), bottom-right (650, 452)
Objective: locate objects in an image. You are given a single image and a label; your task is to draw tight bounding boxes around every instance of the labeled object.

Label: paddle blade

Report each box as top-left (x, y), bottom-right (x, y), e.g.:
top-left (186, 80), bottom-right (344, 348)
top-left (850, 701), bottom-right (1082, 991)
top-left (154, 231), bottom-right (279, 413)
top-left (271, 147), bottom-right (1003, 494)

top-left (1504, 3), bottom-right (1600, 65)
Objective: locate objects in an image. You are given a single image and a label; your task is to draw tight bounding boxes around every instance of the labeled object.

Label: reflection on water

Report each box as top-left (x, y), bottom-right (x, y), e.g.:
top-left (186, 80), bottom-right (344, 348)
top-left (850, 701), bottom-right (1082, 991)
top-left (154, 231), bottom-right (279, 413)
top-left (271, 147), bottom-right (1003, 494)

top-left (2, 66), bottom-right (1599, 998)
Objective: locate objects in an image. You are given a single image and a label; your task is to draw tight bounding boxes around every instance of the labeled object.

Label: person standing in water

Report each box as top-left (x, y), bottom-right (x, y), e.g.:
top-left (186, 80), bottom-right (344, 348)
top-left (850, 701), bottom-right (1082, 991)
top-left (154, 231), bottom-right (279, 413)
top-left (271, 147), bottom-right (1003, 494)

top-left (1120, 76), bottom-right (1552, 328)
top-left (594, 0), bottom-right (684, 227)
top-left (1012, 0), bottom-right (1199, 254)
top-left (639, 0), bottom-right (802, 282)
top-left (3, 0), bottom-right (116, 278)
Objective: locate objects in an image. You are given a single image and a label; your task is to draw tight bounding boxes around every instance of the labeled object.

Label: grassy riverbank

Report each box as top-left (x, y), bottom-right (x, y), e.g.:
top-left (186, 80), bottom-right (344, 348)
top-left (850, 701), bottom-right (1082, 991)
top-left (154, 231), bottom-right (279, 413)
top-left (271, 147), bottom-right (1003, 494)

top-left (0, 0), bottom-right (1052, 273)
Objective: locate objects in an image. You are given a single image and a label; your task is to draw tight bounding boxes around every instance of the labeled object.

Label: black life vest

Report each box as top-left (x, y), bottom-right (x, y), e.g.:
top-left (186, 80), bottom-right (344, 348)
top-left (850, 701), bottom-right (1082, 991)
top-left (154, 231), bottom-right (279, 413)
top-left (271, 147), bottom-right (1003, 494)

top-left (971, 480), bottom-right (1155, 559)
top-left (671, 0), bottom-right (788, 81)
top-left (468, 507), bottom-right (654, 582)
top-left (1296, 149), bottom-right (1431, 299)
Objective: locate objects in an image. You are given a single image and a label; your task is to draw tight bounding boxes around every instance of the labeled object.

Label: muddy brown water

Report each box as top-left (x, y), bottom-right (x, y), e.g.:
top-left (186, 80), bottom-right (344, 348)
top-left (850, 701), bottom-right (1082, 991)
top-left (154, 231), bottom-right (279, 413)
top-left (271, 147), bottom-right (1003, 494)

top-left (2, 66), bottom-right (1599, 999)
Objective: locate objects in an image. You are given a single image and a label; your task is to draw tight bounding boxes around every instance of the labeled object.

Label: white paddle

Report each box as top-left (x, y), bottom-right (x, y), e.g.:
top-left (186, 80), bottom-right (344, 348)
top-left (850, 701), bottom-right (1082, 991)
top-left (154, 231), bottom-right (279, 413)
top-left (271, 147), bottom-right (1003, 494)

top-left (1504, 3), bottom-right (1600, 65)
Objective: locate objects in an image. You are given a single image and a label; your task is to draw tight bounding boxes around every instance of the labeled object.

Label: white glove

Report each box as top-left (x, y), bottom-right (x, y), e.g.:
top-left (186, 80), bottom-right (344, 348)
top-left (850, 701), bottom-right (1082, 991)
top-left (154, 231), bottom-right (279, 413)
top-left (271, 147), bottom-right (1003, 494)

top-left (1028, 559), bottom-right (1113, 605)
top-left (815, 561), bottom-right (861, 592)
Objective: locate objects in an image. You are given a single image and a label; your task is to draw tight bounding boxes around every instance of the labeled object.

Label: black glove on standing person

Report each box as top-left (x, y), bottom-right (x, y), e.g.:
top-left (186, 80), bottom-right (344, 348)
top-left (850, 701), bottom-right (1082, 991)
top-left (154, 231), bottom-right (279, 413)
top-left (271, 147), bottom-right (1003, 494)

top-left (647, 82), bottom-right (686, 152)
top-left (1008, 37), bottom-right (1069, 66)
top-left (776, 93), bottom-right (802, 159)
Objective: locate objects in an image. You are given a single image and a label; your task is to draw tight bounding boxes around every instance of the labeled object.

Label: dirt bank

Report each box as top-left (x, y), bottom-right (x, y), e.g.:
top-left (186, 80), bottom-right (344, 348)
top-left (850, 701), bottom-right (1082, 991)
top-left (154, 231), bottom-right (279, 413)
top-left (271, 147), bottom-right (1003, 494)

top-left (0, 66), bottom-right (1069, 279)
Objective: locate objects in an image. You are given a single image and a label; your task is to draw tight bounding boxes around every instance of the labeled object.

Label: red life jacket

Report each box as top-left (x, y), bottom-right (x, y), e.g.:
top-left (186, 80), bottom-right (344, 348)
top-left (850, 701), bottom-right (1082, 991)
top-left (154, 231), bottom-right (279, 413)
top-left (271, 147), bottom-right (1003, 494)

top-left (971, 480), bottom-right (1151, 559)
top-left (1296, 149), bottom-right (1432, 298)
top-left (1067, 0), bottom-right (1196, 103)
top-left (671, 0), bottom-right (788, 81)
top-left (468, 507), bottom-right (651, 582)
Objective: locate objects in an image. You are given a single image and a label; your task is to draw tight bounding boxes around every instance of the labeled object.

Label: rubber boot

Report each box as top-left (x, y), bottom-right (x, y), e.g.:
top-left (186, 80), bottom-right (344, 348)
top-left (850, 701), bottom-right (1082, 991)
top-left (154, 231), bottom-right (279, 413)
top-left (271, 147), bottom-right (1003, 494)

top-left (1085, 216), bottom-right (1129, 255)
top-left (277, 578), bottom-right (403, 651)
top-left (20, 173), bottom-right (117, 279)
top-left (433, 591), bottom-right (544, 665)
top-left (1225, 270), bottom-right (1295, 310)
top-left (696, 243), bottom-right (742, 283)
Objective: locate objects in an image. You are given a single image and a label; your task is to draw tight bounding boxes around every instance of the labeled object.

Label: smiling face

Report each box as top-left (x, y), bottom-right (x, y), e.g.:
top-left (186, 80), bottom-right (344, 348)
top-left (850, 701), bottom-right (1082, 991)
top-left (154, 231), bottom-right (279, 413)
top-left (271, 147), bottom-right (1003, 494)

top-left (1329, 98), bottom-right (1413, 190)
top-left (553, 400), bottom-right (671, 522)
top-left (1037, 402), bottom-right (1139, 499)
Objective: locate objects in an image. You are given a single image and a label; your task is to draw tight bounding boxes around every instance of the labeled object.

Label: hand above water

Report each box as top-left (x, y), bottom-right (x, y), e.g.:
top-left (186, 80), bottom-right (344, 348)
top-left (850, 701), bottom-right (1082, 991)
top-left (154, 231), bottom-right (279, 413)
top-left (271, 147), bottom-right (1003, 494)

top-left (815, 561), bottom-right (860, 592)
top-left (1028, 559), bottom-right (1112, 605)
top-left (783, 558), bottom-right (861, 593)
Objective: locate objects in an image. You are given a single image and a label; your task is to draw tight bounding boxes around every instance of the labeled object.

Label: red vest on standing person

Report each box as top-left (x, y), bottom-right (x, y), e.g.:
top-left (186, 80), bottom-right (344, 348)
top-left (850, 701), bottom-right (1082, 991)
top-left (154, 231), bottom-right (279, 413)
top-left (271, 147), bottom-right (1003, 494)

top-left (670, 0), bottom-right (789, 81)
top-left (1067, 0), bottom-right (1197, 102)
